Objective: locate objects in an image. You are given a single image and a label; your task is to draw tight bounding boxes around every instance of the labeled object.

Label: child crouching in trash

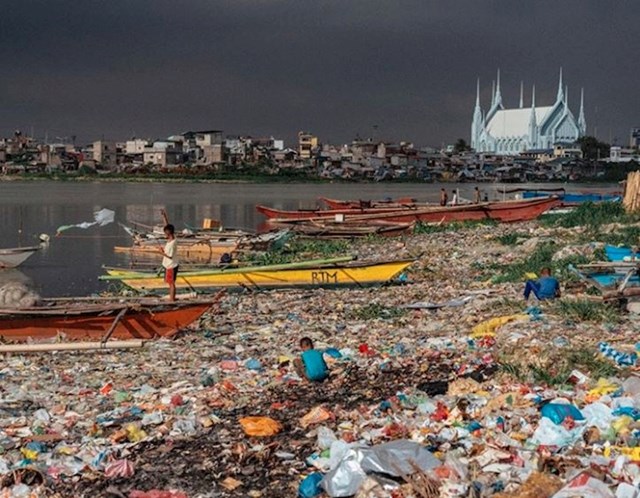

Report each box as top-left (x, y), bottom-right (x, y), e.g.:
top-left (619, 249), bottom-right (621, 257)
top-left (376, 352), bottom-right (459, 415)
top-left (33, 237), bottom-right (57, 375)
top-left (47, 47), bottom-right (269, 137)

top-left (294, 337), bottom-right (329, 382)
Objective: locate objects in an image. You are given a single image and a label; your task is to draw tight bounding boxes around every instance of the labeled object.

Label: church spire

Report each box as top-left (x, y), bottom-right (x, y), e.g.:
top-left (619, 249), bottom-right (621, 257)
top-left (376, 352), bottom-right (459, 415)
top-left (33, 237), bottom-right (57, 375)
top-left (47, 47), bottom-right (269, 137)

top-left (491, 80), bottom-right (496, 107)
top-left (494, 69), bottom-right (503, 108)
top-left (556, 67), bottom-right (564, 103)
top-left (564, 86), bottom-right (569, 111)
top-left (519, 81), bottom-right (524, 108)
top-left (578, 88), bottom-right (587, 135)
top-left (471, 78), bottom-right (483, 149)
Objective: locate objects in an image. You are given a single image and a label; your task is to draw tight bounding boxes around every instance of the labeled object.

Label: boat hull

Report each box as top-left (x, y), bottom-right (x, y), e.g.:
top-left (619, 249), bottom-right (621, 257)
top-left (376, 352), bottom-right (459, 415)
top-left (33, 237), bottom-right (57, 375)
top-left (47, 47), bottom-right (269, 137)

top-left (0, 300), bottom-right (215, 341)
top-left (108, 259), bottom-right (414, 291)
top-left (0, 246), bottom-right (39, 269)
top-left (267, 197), bottom-right (560, 225)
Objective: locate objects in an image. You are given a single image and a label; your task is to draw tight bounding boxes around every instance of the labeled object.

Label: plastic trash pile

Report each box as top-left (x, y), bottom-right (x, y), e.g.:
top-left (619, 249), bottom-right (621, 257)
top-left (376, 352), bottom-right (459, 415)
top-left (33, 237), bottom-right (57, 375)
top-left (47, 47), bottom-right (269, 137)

top-left (0, 221), bottom-right (638, 497)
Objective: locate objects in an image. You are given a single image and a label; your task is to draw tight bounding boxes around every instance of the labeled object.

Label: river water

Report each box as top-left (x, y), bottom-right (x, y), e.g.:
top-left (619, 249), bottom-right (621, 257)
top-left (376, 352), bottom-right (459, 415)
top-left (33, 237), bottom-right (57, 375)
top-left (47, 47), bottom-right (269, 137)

top-left (0, 180), bottom-right (618, 297)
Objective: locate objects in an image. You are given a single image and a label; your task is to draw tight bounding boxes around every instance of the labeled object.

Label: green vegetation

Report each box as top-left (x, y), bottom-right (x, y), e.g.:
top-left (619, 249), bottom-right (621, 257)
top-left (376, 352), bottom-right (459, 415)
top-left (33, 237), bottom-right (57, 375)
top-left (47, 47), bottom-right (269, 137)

top-left (494, 232), bottom-right (530, 246)
top-left (576, 135), bottom-right (610, 161)
top-left (539, 202), bottom-right (632, 230)
top-left (488, 242), bottom-right (591, 283)
top-left (348, 303), bottom-right (407, 320)
top-left (499, 347), bottom-right (619, 387)
top-left (247, 238), bottom-right (352, 265)
top-left (553, 298), bottom-right (621, 323)
top-left (413, 219), bottom-right (498, 234)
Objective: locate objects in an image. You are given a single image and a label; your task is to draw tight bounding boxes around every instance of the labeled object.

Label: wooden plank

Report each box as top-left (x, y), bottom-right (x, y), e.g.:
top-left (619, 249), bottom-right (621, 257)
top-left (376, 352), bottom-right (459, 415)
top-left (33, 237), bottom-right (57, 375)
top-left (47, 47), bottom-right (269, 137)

top-left (0, 341), bottom-right (144, 353)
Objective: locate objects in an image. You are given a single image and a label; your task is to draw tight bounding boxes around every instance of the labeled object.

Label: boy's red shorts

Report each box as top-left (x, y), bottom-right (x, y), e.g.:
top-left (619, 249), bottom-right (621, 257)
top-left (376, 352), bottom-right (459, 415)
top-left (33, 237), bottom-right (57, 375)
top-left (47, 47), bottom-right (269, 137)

top-left (164, 266), bottom-right (178, 283)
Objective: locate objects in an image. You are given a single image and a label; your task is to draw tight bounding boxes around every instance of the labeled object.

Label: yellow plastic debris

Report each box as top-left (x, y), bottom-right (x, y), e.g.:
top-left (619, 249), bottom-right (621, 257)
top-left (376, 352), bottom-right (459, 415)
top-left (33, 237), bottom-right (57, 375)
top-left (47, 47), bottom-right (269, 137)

top-left (239, 416), bottom-right (282, 437)
top-left (470, 314), bottom-right (528, 338)
top-left (20, 448), bottom-right (38, 460)
top-left (524, 272), bottom-right (538, 280)
top-left (587, 378), bottom-right (620, 397)
top-left (126, 423), bottom-right (148, 442)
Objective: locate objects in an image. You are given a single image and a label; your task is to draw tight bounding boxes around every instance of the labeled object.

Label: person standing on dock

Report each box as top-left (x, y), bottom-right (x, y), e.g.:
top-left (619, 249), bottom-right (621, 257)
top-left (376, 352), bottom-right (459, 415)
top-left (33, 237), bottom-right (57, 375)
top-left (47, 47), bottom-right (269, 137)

top-left (159, 224), bottom-right (179, 301)
top-left (451, 189), bottom-right (459, 206)
top-left (474, 187), bottom-right (481, 204)
top-left (440, 188), bottom-right (448, 206)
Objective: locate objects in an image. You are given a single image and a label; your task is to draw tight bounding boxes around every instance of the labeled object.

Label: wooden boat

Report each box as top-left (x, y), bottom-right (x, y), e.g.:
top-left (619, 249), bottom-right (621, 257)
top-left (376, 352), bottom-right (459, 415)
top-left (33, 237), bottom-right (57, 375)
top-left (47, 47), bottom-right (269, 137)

top-left (265, 197), bottom-right (560, 225)
top-left (0, 246), bottom-right (40, 269)
top-left (114, 239), bottom-right (239, 260)
top-left (256, 204), bottom-right (407, 220)
top-left (320, 196), bottom-right (418, 209)
top-left (521, 190), bottom-right (621, 205)
top-left (101, 257), bottom-right (414, 291)
top-left (269, 220), bottom-right (415, 239)
top-left (0, 296), bottom-right (221, 342)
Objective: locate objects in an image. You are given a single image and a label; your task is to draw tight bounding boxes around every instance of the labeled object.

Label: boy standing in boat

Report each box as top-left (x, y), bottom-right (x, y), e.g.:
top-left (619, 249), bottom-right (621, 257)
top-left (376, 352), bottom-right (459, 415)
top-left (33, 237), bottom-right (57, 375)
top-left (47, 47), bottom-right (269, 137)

top-left (158, 224), bottom-right (179, 301)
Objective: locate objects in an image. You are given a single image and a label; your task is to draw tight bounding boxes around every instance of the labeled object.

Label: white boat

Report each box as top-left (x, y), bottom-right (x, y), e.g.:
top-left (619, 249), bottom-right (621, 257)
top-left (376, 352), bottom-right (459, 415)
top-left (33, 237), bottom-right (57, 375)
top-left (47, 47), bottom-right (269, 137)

top-left (0, 246), bottom-right (40, 269)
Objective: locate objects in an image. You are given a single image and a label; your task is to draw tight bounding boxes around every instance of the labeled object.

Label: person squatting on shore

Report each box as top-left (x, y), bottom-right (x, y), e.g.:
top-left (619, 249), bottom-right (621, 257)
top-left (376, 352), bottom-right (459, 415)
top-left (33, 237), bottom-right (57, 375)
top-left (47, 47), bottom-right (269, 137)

top-left (524, 267), bottom-right (561, 301)
top-left (294, 337), bottom-right (329, 382)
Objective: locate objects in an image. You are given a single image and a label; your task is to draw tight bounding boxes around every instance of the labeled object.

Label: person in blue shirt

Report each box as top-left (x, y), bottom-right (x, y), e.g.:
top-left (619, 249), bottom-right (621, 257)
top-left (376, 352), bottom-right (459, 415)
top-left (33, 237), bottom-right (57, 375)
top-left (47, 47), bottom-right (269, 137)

top-left (524, 267), bottom-right (561, 301)
top-left (294, 337), bottom-right (329, 382)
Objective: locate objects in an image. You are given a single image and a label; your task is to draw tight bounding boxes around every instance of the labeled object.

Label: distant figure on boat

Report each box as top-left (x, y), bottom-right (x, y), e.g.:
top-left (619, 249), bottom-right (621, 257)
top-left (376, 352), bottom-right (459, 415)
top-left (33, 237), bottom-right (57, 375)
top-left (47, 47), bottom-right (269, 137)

top-left (524, 267), bottom-right (560, 301)
top-left (483, 193), bottom-right (489, 202)
top-left (451, 190), bottom-right (459, 206)
top-left (440, 188), bottom-right (448, 207)
top-left (474, 187), bottom-right (481, 204)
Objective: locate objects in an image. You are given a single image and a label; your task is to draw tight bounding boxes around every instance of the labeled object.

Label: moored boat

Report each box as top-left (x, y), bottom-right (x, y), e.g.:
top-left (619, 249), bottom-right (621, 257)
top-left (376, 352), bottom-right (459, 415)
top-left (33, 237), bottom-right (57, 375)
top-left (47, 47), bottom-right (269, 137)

top-left (319, 196), bottom-right (418, 210)
top-left (0, 246), bottom-right (40, 269)
top-left (0, 296), bottom-right (221, 341)
top-left (268, 220), bottom-right (415, 239)
top-left (264, 197), bottom-right (560, 225)
top-left (101, 257), bottom-right (414, 291)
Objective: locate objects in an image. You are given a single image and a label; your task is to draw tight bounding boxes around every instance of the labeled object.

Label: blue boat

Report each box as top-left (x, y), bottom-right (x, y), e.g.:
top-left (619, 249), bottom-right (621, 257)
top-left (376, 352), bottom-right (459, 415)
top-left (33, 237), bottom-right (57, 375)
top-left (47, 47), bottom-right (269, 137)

top-left (605, 245), bottom-right (640, 262)
top-left (522, 191), bottom-right (622, 204)
top-left (588, 273), bottom-right (640, 287)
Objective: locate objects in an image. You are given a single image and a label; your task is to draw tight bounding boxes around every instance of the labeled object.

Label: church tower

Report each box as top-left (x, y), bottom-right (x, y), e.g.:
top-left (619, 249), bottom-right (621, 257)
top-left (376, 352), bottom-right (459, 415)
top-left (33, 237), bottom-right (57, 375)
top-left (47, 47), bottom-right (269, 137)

top-left (471, 79), bottom-right (483, 149)
top-left (578, 88), bottom-right (587, 135)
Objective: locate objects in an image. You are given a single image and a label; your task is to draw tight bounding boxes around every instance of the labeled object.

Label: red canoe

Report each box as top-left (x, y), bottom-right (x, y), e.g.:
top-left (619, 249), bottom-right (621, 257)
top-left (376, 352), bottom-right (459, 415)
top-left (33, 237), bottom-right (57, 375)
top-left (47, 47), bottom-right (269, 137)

top-left (319, 196), bottom-right (418, 209)
top-left (256, 204), bottom-right (406, 220)
top-left (264, 197), bottom-right (561, 224)
top-left (0, 296), bottom-right (221, 342)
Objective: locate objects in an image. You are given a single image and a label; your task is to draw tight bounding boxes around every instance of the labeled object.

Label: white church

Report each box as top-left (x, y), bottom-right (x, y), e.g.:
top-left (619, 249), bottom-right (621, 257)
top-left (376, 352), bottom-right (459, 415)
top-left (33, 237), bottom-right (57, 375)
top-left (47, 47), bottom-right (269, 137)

top-left (471, 69), bottom-right (586, 155)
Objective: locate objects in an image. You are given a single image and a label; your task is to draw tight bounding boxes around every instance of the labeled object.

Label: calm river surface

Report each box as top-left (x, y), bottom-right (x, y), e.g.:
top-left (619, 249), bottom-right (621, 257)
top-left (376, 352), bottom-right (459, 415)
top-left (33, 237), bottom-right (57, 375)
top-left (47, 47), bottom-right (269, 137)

top-left (0, 180), bottom-right (618, 297)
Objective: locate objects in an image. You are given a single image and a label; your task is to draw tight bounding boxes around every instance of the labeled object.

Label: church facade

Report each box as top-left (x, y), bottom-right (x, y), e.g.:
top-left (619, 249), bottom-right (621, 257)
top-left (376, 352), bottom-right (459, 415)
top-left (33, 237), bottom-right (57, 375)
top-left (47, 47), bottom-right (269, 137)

top-left (471, 70), bottom-right (586, 155)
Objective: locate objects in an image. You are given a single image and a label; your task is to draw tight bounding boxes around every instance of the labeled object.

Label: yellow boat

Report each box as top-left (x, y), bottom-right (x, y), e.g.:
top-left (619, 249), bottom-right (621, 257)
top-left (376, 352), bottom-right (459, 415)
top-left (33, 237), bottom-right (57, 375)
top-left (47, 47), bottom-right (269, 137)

top-left (101, 257), bottom-right (414, 291)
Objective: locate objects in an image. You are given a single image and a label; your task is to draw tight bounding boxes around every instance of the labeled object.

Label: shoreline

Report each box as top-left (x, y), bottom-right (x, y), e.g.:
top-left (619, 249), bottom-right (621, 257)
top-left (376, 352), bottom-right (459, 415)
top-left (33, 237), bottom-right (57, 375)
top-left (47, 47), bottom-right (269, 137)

top-left (0, 173), bottom-right (624, 186)
top-left (2, 204), bottom-right (640, 496)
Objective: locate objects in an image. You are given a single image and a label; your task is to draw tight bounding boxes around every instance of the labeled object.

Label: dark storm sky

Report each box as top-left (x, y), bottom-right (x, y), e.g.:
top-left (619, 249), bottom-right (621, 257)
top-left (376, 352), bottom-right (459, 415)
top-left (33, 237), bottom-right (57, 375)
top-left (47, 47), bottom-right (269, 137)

top-left (1, 0), bottom-right (638, 147)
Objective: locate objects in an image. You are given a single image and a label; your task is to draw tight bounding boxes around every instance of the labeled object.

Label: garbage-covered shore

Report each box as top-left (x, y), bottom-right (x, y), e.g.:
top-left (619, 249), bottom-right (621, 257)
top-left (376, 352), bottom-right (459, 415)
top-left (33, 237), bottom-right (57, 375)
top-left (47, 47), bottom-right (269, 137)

top-left (2, 205), bottom-right (640, 498)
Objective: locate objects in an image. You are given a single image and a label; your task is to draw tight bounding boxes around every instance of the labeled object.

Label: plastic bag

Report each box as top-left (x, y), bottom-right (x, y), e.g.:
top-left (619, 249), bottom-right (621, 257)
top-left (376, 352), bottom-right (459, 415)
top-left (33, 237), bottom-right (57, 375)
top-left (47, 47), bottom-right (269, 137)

top-left (530, 417), bottom-right (581, 448)
top-left (298, 473), bottom-right (323, 498)
top-left (359, 440), bottom-right (440, 477)
top-left (317, 426), bottom-right (338, 450)
top-left (300, 406), bottom-right (332, 428)
top-left (540, 403), bottom-right (584, 424)
top-left (321, 449), bottom-right (366, 497)
top-left (581, 402), bottom-right (613, 431)
top-left (552, 473), bottom-right (614, 498)
top-left (239, 416), bottom-right (282, 436)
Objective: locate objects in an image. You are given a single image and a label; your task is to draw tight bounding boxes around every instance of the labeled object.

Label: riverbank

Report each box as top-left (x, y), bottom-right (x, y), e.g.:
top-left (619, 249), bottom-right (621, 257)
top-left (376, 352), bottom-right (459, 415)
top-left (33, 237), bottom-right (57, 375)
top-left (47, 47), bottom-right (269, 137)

top-left (0, 171), bottom-right (631, 185)
top-left (2, 205), bottom-right (640, 497)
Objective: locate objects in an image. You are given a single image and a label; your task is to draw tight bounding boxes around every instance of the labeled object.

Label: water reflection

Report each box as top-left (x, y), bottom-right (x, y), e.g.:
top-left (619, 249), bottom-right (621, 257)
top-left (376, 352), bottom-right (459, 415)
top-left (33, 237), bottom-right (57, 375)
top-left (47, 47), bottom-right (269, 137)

top-left (0, 181), bottom-right (618, 297)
